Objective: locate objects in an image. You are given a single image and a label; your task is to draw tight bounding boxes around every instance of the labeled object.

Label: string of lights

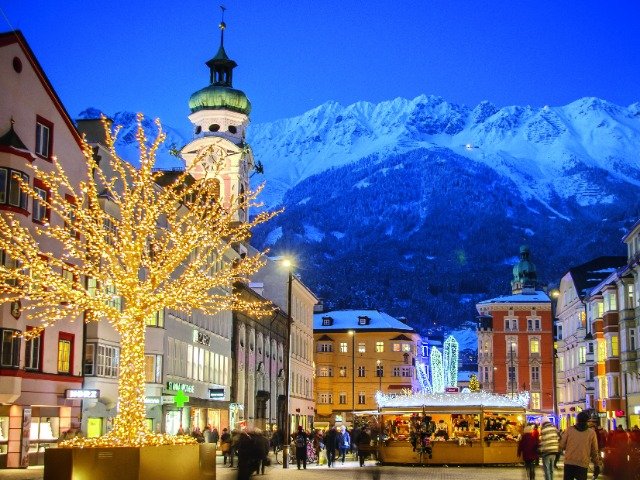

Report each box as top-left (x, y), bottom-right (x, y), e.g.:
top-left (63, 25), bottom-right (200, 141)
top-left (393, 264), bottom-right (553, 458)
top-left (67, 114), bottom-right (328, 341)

top-left (0, 115), bottom-right (277, 447)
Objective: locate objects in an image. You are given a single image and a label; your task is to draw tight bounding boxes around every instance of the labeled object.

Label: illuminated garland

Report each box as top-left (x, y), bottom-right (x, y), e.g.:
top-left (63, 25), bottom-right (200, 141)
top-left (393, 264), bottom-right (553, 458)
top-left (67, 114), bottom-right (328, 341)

top-left (375, 390), bottom-right (530, 409)
top-left (443, 335), bottom-right (459, 388)
top-left (0, 115), bottom-right (277, 447)
top-left (415, 360), bottom-right (433, 393)
top-left (430, 347), bottom-right (444, 393)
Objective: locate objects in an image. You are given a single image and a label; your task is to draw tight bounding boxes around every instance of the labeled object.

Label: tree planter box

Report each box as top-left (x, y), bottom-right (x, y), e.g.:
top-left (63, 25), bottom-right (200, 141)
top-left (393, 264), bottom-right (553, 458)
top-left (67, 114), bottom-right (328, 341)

top-left (43, 443), bottom-right (215, 480)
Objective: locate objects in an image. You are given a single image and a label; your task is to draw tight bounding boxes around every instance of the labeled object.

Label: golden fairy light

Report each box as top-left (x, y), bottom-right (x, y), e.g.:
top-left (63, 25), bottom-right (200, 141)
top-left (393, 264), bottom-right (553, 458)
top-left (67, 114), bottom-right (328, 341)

top-left (0, 115), bottom-right (277, 447)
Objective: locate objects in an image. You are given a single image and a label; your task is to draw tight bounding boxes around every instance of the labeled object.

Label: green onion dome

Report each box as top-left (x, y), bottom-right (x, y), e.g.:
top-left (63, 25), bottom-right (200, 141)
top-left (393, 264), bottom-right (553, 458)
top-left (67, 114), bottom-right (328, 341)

top-left (188, 85), bottom-right (251, 115)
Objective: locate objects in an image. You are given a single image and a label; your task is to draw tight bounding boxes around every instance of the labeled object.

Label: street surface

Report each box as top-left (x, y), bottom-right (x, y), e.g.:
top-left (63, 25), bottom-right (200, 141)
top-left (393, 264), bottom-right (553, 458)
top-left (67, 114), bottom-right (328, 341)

top-left (0, 454), bottom-right (610, 480)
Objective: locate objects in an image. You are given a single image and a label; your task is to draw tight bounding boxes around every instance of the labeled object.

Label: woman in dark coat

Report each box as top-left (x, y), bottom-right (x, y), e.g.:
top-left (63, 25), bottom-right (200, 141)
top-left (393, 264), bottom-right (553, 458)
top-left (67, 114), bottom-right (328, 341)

top-left (357, 428), bottom-right (372, 467)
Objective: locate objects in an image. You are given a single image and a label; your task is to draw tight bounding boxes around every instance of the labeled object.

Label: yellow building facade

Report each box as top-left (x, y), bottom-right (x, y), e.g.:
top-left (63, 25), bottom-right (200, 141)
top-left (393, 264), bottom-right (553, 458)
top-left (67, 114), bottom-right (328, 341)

top-left (313, 310), bottom-right (420, 425)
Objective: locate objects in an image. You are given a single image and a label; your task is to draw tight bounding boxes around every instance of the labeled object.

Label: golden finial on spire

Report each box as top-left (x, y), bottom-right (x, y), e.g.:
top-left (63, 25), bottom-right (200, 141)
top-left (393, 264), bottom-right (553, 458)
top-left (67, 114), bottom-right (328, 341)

top-left (219, 5), bottom-right (226, 46)
top-left (219, 5), bottom-right (226, 31)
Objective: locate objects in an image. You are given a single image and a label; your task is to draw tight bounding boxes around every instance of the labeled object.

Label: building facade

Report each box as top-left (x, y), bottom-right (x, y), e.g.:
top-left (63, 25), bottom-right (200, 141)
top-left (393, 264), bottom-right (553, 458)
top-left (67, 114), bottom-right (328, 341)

top-left (623, 221), bottom-right (640, 428)
top-left (0, 31), bottom-right (86, 467)
top-left (555, 257), bottom-right (626, 429)
top-left (476, 246), bottom-right (554, 413)
top-left (250, 255), bottom-right (317, 434)
top-left (583, 266), bottom-right (634, 430)
top-left (313, 309), bottom-right (420, 426)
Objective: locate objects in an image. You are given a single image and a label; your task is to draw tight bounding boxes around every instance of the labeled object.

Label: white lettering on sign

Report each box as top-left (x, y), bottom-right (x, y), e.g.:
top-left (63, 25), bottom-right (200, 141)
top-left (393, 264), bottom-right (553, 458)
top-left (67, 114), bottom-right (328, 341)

top-left (167, 381), bottom-right (195, 394)
top-left (66, 389), bottom-right (100, 399)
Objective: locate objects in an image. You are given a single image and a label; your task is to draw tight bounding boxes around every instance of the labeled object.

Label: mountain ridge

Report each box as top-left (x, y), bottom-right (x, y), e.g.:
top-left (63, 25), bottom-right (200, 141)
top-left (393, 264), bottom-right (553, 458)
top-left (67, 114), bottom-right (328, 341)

top-left (77, 94), bottom-right (640, 340)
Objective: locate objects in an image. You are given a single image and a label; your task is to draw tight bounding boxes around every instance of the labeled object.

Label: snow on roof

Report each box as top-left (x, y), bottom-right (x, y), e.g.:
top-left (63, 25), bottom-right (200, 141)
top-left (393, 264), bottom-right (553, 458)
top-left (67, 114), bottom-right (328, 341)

top-left (478, 290), bottom-right (550, 305)
top-left (376, 390), bottom-right (529, 409)
top-left (313, 309), bottom-right (414, 332)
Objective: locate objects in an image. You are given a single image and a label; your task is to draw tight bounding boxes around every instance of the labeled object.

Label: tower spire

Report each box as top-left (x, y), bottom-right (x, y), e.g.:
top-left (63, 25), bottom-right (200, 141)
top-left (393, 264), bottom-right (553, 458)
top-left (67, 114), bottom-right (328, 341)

top-left (205, 5), bottom-right (237, 86)
top-left (219, 5), bottom-right (226, 47)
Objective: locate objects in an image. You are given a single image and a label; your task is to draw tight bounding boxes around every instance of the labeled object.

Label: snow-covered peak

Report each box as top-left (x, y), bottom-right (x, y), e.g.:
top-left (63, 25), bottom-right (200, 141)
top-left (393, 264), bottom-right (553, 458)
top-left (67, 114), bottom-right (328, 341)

top-left (76, 108), bottom-right (186, 171)
top-left (248, 94), bottom-right (640, 209)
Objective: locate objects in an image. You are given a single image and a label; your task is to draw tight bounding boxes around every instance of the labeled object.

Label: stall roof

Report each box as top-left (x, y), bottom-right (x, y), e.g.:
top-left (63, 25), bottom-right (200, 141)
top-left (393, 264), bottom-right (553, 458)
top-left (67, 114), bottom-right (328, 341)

top-left (375, 391), bottom-right (529, 409)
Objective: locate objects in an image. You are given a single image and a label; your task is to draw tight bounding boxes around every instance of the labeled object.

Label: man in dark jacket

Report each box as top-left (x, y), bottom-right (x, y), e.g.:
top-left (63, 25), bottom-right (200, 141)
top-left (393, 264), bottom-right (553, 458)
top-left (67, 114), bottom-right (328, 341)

top-left (252, 429), bottom-right (270, 475)
top-left (236, 429), bottom-right (257, 480)
top-left (325, 426), bottom-right (338, 467)
top-left (294, 426), bottom-right (308, 470)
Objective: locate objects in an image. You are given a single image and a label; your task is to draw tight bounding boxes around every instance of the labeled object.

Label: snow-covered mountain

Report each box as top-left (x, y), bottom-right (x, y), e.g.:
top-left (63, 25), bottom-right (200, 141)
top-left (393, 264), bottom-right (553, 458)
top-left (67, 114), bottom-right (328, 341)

top-left (77, 96), bottom-right (640, 341)
top-left (248, 95), bottom-right (640, 211)
top-left (76, 108), bottom-right (186, 171)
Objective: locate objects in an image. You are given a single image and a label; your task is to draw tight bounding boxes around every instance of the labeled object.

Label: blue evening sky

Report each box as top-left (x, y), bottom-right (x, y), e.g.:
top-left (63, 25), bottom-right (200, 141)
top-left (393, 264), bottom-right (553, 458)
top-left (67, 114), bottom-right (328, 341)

top-left (1, 1), bottom-right (638, 135)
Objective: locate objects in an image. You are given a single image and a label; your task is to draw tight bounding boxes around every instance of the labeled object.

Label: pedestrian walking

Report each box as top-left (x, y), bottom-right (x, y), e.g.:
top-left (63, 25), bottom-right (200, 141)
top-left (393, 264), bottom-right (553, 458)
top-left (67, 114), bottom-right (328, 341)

top-left (211, 426), bottom-right (220, 450)
top-left (270, 428), bottom-right (282, 454)
top-left (325, 425), bottom-right (338, 467)
top-left (252, 428), bottom-right (270, 475)
top-left (357, 428), bottom-right (372, 467)
top-left (338, 425), bottom-right (351, 463)
top-left (236, 429), bottom-right (257, 480)
top-left (294, 426), bottom-right (309, 470)
top-left (220, 428), bottom-right (232, 466)
top-left (606, 424), bottom-right (629, 480)
top-left (559, 410), bottom-right (601, 480)
top-left (539, 416), bottom-right (560, 480)
top-left (518, 424), bottom-right (540, 480)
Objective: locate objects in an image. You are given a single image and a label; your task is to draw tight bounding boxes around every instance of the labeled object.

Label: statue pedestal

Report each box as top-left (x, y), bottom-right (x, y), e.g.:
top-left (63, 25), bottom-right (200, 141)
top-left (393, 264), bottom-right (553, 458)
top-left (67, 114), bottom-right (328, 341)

top-left (44, 443), bottom-right (215, 480)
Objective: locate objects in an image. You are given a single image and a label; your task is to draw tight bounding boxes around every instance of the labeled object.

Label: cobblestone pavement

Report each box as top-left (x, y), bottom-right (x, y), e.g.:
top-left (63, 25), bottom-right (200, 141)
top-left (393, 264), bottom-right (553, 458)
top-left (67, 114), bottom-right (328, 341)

top-left (0, 456), bottom-right (610, 480)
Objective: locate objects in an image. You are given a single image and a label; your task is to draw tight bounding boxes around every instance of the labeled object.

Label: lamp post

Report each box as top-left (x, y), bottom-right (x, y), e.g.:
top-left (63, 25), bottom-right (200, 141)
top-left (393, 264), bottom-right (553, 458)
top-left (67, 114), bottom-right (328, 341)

top-left (549, 288), bottom-right (560, 423)
top-left (282, 259), bottom-right (294, 469)
top-left (349, 330), bottom-right (355, 425)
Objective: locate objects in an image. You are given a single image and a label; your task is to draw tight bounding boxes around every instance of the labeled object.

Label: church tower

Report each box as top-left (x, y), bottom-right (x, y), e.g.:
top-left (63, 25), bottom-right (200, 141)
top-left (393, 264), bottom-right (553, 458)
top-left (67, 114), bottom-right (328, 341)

top-left (511, 245), bottom-right (538, 294)
top-left (181, 11), bottom-right (254, 224)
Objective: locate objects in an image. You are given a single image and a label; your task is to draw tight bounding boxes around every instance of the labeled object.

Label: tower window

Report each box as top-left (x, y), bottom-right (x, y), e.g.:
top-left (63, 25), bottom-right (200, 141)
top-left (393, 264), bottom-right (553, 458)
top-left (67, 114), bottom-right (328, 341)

top-left (228, 125), bottom-right (237, 134)
top-left (195, 126), bottom-right (202, 134)
top-left (208, 124), bottom-right (220, 132)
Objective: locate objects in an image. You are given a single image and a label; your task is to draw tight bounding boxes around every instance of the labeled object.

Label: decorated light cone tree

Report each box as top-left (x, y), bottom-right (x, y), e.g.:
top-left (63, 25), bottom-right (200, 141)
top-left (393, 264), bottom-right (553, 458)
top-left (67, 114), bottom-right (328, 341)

top-left (0, 115), bottom-right (275, 447)
top-left (469, 374), bottom-right (481, 392)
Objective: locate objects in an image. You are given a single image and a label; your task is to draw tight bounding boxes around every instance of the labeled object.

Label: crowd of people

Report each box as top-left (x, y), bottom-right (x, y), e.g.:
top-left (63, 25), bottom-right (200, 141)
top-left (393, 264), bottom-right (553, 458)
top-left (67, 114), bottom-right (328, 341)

top-left (517, 411), bottom-right (640, 480)
top-left (183, 423), bottom-right (375, 479)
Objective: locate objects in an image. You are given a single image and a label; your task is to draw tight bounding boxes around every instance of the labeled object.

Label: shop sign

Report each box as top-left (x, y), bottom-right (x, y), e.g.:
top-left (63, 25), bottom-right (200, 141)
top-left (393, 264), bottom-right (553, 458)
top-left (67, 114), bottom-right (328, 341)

top-left (208, 388), bottom-right (225, 400)
top-left (65, 389), bottom-right (100, 399)
top-left (615, 410), bottom-right (625, 418)
top-left (144, 396), bottom-right (161, 405)
top-left (193, 329), bottom-right (211, 347)
top-left (445, 387), bottom-right (460, 393)
top-left (634, 406), bottom-right (640, 415)
top-left (167, 381), bottom-right (195, 394)
top-left (161, 395), bottom-right (176, 405)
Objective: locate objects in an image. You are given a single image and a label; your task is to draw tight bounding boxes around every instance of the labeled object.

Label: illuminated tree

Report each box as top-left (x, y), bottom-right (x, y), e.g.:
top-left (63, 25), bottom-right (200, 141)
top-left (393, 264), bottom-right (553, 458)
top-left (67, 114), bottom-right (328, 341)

top-left (430, 347), bottom-right (444, 393)
top-left (469, 374), bottom-right (481, 392)
top-left (0, 116), bottom-right (275, 447)
top-left (443, 335), bottom-right (459, 388)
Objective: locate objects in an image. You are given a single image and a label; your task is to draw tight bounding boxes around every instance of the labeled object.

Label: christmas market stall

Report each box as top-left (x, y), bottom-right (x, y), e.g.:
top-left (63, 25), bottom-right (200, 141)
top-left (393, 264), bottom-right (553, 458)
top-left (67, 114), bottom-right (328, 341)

top-left (375, 390), bottom-right (528, 465)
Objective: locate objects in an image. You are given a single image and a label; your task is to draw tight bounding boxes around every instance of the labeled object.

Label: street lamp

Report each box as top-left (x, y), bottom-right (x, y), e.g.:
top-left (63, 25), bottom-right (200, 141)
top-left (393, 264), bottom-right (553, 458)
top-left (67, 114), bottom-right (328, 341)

top-left (281, 258), bottom-right (294, 469)
top-left (549, 288), bottom-right (560, 423)
top-left (349, 330), bottom-right (355, 425)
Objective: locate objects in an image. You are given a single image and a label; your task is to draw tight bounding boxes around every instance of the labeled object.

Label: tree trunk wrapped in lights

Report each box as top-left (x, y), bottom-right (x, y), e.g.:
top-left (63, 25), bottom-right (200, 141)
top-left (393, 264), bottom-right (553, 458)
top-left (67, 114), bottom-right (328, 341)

top-left (0, 115), bottom-right (276, 447)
